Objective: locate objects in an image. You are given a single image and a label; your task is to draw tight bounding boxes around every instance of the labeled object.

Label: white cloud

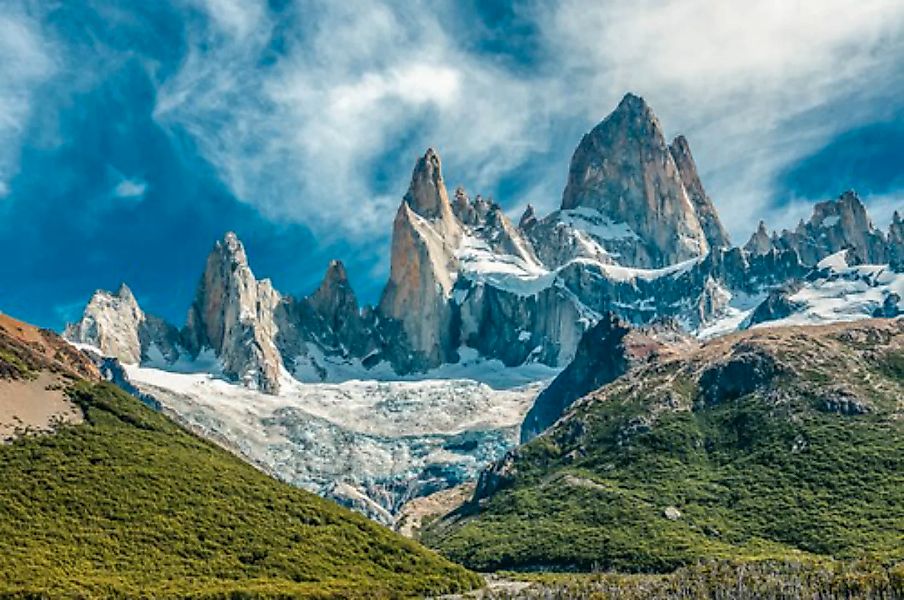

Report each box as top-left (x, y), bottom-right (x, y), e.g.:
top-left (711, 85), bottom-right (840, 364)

top-left (537, 0), bottom-right (904, 238)
top-left (186, 0), bottom-right (265, 39)
top-left (0, 9), bottom-right (55, 194)
top-left (113, 178), bottom-right (148, 199)
top-left (154, 0), bottom-right (551, 240)
top-left (153, 0), bottom-right (904, 244)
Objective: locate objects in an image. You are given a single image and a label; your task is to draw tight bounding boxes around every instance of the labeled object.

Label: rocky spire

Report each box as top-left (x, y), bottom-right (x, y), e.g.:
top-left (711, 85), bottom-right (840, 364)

top-left (888, 211), bottom-right (903, 271)
top-left (774, 190), bottom-right (887, 266)
top-left (518, 204), bottom-right (537, 230)
top-left (403, 148), bottom-right (458, 227)
top-left (64, 283), bottom-right (183, 366)
top-left (744, 221), bottom-right (774, 256)
top-left (451, 186), bottom-right (475, 224)
top-left (379, 149), bottom-right (462, 368)
top-left (308, 260), bottom-right (362, 345)
top-left (184, 232), bottom-right (283, 393)
top-left (64, 283), bottom-right (145, 364)
top-left (669, 135), bottom-right (731, 249)
top-left (560, 93), bottom-right (709, 268)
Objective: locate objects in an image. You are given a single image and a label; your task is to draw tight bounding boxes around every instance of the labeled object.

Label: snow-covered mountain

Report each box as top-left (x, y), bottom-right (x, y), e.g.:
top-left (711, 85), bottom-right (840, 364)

top-left (64, 92), bottom-right (902, 523)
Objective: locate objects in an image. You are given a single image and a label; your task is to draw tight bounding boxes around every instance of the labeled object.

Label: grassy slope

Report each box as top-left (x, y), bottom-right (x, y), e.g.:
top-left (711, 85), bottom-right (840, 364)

top-left (425, 320), bottom-right (904, 573)
top-left (0, 381), bottom-right (480, 599)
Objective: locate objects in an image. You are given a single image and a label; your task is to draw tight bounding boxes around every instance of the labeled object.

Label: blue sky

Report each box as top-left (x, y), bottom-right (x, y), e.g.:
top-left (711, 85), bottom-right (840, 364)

top-left (1, 0), bottom-right (902, 330)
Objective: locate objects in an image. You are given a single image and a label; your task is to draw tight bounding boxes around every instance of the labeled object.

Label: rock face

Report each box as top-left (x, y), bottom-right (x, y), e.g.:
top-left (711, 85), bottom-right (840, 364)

top-left (669, 135), bottom-right (731, 250)
top-left (184, 233), bottom-right (283, 393)
top-left (744, 221), bottom-right (775, 256)
top-left (558, 93), bottom-right (709, 268)
top-left (378, 149), bottom-right (462, 369)
top-left (520, 314), bottom-right (663, 442)
top-left (64, 284), bottom-right (144, 364)
top-left (306, 260), bottom-right (367, 353)
top-left (63, 284), bottom-right (181, 365)
top-left (888, 211), bottom-right (904, 271)
top-left (774, 191), bottom-right (887, 266)
top-left (61, 90), bottom-right (904, 528)
top-left (66, 97), bottom-right (902, 394)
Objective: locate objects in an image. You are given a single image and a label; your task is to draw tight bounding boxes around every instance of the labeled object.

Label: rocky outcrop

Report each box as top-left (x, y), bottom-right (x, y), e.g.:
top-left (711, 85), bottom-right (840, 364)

top-left (63, 284), bottom-right (182, 365)
top-left (307, 260), bottom-right (366, 352)
top-left (669, 135), bottom-right (731, 250)
top-left (558, 93), bottom-right (709, 268)
top-left (888, 211), bottom-right (903, 271)
top-left (64, 284), bottom-right (144, 364)
top-left (745, 284), bottom-right (805, 327)
top-left (872, 293), bottom-right (901, 318)
top-left (378, 149), bottom-right (462, 369)
top-left (64, 94), bottom-right (901, 397)
top-left (698, 344), bottom-right (782, 406)
top-left (518, 204), bottom-right (538, 230)
top-left (184, 232), bottom-right (283, 393)
top-left (521, 314), bottom-right (662, 442)
top-left (744, 221), bottom-right (775, 256)
top-left (774, 191), bottom-right (887, 266)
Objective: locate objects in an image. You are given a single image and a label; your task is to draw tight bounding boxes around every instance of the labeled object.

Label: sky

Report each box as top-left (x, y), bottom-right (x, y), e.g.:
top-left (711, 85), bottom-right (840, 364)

top-left (1, 0), bottom-right (902, 330)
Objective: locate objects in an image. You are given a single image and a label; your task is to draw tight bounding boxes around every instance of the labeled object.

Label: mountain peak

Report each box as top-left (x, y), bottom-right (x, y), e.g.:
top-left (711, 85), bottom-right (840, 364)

top-left (65, 284), bottom-right (147, 364)
top-left (403, 148), bottom-right (453, 222)
top-left (324, 259), bottom-right (348, 283)
top-left (185, 231), bottom-right (283, 393)
top-left (518, 204), bottom-right (537, 230)
top-left (311, 259), bottom-right (355, 314)
top-left (114, 282), bottom-right (135, 301)
top-left (744, 220), bottom-right (774, 256)
top-left (669, 134), bottom-right (731, 249)
top-left (560, 94), bottom-right (708, 267)
top-left (615, 92), bottom-right (650, 115)
top-left (217, 231), bottom-right (248, 265)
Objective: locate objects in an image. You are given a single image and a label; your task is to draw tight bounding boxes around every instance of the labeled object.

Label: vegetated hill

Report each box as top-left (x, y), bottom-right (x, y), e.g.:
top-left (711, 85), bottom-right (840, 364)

top-left (424, 319), bottom-right (904, 574)
top-left (0, 317), bottom-right (479, 599)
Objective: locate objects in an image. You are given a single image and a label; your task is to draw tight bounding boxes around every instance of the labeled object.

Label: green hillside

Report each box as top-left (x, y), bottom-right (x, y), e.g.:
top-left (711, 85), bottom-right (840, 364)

top-left (425, 320), bottom-right (904, 574)
top-left (0, 381), bottom-right (480, 598)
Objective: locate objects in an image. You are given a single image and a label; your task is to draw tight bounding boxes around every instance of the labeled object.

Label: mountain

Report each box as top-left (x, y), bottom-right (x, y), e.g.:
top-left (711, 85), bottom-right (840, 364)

top-left (520, 314), bottom-right (667, 443)
top-left (0, 314), bottom-right (479, 597)
top-left (62, 92), bottom-right (903, 523)
top-left (184, 232), bottom-right (284, 393)
top-left (423, 319), bottom-right (904, 572)
top-left (558, 93), bottom-right (711, 268)
top-left (62, 284), bottom-right (181, 366)
top-left (379, 147), bottom-right (463, 369)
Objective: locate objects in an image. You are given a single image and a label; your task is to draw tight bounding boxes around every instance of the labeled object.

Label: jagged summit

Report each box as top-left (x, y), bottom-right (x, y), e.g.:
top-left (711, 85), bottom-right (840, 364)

top-left (773, 190), bottom-right (888, 265)
top-left (669, 134), bottom-right (731, 249)
top-left (378, 149), bottom-right (463, 368)
top-left (184, 231), bottom-right (283, 393)
top-left (310, 260), bottom-right (358, 322)
top-left (403, 148), bottom-right (455, 222)
top-left (559, 93), bottom-right (709, 268)
top-left (745, 220), bottom-right (774, 256)
top-left (518, 204), bottom-right (537, 230)
top-left (63, 282), bottom-right (181, 366)
top-left (65, 96), bottom-right (903, 396)
top-left (613, 91), bottom-right (652, 118)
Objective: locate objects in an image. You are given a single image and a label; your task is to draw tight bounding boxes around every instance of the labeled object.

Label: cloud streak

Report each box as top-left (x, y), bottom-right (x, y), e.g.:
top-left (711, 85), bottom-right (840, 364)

top-left (0, 9), bottom-right (55, 192)
top-left (147, 0), bottom-right (904, 244)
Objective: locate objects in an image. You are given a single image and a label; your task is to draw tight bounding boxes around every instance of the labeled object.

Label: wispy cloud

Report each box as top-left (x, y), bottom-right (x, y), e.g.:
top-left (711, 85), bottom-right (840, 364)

top-left (153, 0), bottom-right (553, 239)
top-left (152, 0), bottom-right (904, 243)
top-left (0, 9), bottom-right (55, 192)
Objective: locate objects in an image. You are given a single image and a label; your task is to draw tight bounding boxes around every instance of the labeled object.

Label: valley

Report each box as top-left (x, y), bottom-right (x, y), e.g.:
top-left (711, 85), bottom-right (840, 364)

top-left (2, 91), bottom-right (901, 598)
